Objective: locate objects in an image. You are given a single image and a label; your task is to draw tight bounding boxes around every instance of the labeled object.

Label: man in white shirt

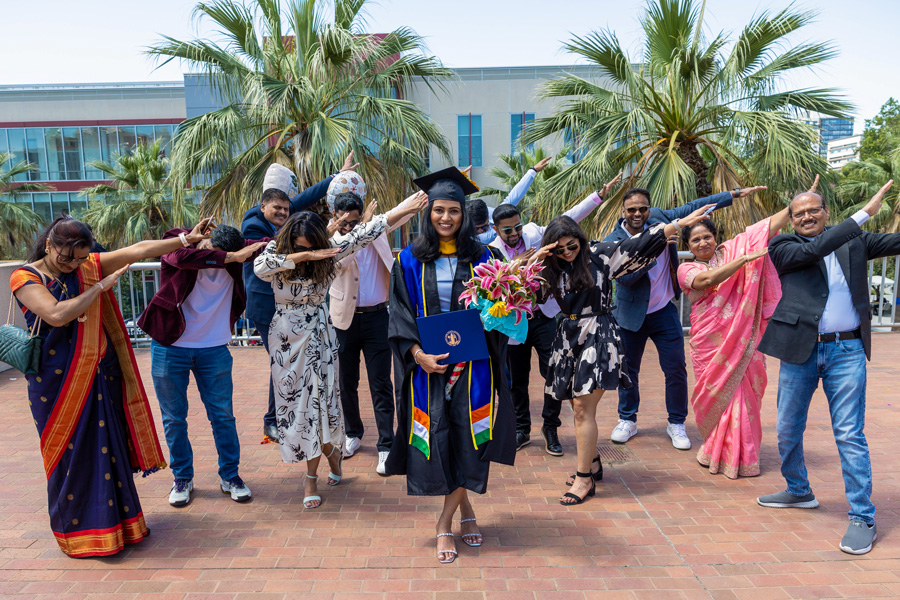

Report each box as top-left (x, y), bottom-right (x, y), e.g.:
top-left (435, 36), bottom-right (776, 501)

top-left (330, 191), bottom-right (419, 474)
top-left (489, 175), bottom-right (622, 455)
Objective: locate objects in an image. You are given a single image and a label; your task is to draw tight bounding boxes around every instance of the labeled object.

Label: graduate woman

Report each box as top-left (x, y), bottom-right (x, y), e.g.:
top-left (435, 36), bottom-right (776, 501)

top-left (385, 167), bottom-right (516, 564)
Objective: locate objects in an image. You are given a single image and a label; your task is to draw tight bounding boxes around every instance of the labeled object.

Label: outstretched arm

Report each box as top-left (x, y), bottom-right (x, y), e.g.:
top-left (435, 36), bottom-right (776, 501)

top-left (99, 218), bottom-right (213, 273)
top-left (688, 248), bottom-right (769, 291)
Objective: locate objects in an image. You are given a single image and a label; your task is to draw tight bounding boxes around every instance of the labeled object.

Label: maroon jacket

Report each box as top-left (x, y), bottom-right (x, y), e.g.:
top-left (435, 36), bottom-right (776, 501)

top-left (138, 229), bottom-right (269, 346)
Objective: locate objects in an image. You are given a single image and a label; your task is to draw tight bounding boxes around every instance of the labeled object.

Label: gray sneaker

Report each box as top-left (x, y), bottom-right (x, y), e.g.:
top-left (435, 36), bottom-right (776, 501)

top-left (840, 520), bottom-right (877, 555)
top-left (756, 490), bottom-right (819, 509)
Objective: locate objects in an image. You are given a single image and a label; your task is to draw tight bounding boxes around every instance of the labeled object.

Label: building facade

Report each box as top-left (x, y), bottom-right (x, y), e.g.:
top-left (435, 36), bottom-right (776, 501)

top-left (827, 134), bottom-right (862, 171)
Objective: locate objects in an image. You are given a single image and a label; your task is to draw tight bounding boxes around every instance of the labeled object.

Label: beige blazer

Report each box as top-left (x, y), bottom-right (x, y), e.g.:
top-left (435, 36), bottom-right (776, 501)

top-left (329, 209), bottom-right (411, 331)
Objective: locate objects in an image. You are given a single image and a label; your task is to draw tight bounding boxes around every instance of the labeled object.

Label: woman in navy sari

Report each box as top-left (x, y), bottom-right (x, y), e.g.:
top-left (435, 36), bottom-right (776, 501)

top-left (10, 216), bottom-right (211, 557)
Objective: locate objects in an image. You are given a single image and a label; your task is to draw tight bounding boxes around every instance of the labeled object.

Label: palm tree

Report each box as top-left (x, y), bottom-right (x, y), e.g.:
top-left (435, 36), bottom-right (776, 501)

top-left (471, 147), bottom-right (567, 224)
top-left (148, 0), bottom-right (452, 223)
top-left (0, 153), bottom-right (52, 259)
top-left (836, 148), bottom-right (900, 232)
top-left (521, 0), bottom-right (851, 238)
top-left (79, 140), bottom-right (199, 249)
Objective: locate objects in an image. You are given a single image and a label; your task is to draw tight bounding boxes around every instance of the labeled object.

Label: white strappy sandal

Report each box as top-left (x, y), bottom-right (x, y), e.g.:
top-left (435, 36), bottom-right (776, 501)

top-left (303, 474), bottom-right (321, 509)
top-left (459, 518), bottom-right (483, 547)
top-left (326, 445), bottom-right (344, 486)
top-left (436, 532), bottom-right (457, 564)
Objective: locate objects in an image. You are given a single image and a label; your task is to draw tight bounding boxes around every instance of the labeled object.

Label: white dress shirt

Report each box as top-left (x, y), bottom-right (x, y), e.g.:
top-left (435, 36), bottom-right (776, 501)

top-left (354, 244), bottom-right (388, 307)
top-left (817, 210), bottom-right (870, 333)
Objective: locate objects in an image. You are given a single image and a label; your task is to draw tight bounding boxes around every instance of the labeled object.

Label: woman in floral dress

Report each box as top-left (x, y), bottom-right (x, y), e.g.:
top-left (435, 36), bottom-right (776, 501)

top-left (254, 199), bottom-right (425, 508)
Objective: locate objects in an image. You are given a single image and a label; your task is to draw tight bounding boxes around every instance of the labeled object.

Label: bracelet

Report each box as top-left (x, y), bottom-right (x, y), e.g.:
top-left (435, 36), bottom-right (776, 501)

top-left (672, 218), bottom-right (682, 231)
top-left (413, 349), bottom-right (423, 365)
top-left (178, 232), bottom-right (189, 246)
top-left (94, 282), bottom-right (104, 292)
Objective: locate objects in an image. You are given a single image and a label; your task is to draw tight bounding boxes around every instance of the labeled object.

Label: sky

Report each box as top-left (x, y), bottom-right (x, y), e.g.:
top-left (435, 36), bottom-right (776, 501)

top-left (2, 0), bottom-right (896, 129)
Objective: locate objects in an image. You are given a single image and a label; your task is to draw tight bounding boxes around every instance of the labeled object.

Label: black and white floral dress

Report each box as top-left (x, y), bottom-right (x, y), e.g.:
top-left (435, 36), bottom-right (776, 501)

top-left (253, 215), bottom-right (387, 463)
top-left (545, 224), bottom-right (669, 400)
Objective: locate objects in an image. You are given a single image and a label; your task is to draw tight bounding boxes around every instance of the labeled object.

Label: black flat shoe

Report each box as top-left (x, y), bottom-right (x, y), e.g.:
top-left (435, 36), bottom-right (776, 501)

top-left (566, 454), bottom-right (602, 486)
top-left (541, 426), bottom-right (563, 456)
top-left (560, 472), bottom-right (596, 506)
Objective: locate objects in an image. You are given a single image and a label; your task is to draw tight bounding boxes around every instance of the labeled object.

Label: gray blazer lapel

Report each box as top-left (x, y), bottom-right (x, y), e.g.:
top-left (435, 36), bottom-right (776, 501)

top-left (835, 242), bottom-right (852, 283)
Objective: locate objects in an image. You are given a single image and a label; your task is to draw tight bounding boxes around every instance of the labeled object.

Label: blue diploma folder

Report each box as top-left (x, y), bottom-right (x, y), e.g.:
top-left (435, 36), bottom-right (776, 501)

top-left (416, 309), bottom-right (489, 364)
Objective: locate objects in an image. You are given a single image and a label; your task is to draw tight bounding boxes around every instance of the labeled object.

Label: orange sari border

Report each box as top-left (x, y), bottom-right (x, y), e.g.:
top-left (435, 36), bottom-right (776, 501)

top-left (53, 513), bottom-right (148, 557)
top-left (39, 262), bottom-right (102, 479)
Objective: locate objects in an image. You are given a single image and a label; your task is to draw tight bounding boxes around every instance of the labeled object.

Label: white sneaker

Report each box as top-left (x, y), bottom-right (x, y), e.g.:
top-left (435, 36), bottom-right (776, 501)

top-left (611, 419), bottom-right (637, 443)
top-left (666, 423), bottom-right (692, 450)
top-left (376, 451), bottom-right (389, 476)
top-left (344, 436), bottom-right (361, 458)
top-left (168, 479), bottom-right (193, 507)
top-left (220, 476), bottom-right (252, 502)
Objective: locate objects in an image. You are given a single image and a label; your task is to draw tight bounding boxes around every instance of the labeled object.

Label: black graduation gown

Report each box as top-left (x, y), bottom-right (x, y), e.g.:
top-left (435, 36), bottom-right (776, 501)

top-left (385, 251), bottom-right (516, 496)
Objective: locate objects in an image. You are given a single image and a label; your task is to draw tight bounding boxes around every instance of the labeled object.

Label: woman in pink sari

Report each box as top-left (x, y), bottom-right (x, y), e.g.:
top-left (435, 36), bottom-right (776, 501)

top-left (677, 205), bottom-right (790, 479)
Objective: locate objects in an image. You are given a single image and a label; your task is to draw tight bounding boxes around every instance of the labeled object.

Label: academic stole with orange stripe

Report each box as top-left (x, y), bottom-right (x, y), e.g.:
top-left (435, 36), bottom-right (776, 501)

top-left (398, 247), bottom-right (495, 458)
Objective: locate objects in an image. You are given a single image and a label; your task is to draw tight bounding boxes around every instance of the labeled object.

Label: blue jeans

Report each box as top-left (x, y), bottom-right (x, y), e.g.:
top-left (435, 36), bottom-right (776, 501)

top-left (776, 337), bottom-right (873, 524)
top-left (617, 302), bottom-right (688, 424)
top-left (150, 342), bottom-right (240, 481)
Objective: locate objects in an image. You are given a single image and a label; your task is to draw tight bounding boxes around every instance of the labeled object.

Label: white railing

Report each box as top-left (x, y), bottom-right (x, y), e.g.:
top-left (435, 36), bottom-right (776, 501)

top-left (115, 255), bottom-right (900, 343)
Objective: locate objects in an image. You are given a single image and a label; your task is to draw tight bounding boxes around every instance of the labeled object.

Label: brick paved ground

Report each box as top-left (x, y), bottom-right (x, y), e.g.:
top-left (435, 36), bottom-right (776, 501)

top-left (1, 337), bottom-right (899, 600)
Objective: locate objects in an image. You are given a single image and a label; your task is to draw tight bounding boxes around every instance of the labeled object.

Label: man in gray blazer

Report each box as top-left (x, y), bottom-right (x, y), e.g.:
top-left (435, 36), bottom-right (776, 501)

top-left (603, 185), bottom-right (764, 449)
top-left (757, 180), bottom-right (895, 555)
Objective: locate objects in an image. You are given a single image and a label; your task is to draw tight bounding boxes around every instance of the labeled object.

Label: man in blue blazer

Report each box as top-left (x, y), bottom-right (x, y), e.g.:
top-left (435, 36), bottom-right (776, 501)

top-left (602, 185), bottom-right (765, 449)
top-left (242, 154), bottom-right (356, 440)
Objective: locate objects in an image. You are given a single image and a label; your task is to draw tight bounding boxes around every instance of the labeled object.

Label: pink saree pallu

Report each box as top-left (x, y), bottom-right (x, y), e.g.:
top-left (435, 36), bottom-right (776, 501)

top-left (677, 218), bottom-right (782, 479)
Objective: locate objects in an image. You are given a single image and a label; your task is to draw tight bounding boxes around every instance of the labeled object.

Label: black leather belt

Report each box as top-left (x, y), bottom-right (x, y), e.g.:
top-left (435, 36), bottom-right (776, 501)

top-left (567, 306), bottom-right (616, 321)
top-left (817, 328), bottom-right (861, 343)
top-left (355, 301), bottom-right (388, 314)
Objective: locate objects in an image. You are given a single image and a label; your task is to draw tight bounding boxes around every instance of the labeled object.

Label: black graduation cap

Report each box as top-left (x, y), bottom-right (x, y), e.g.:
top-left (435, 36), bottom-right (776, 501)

top-left (413, 167), bottom-right (479, 204)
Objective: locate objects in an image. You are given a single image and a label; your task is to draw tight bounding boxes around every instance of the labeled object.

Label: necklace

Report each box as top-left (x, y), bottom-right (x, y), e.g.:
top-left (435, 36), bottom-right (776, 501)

top-left (48, 269), bottom-right (89, 323)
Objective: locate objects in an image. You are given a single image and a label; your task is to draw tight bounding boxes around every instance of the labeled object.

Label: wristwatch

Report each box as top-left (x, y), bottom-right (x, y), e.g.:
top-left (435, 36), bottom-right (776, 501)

top-left (732, 187), bottom-right (741, 197)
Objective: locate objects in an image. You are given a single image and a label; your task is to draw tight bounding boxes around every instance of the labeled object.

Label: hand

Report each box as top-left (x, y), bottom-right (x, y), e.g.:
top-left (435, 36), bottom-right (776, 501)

top-left (518, 247), bottom-right (537, 262)
top-left (340, 151), bottom-right (359, 172)
top-left (863, 180), bottom-right (893, 217)
top-left (528, 242), bottom-right (558, 265)
top-left (807, 174), bottom-right (820, 194)
top-left (187, 217), bottom-right (215, 243)
top-left (461, 165), bottom-right (472, 177)
top-left (99, 265), bottom-right (129, 292)
top-left (598, 173), bottom-right (623, 198)
top-left (326, 214), bottom-right (350, 237)
top-left (363, 199), bottom-right (378, 222)
top-left (400, 191), bottom-right (428, 217)
top-left (416, 351), bottom-right (449, 374)
top-left (744, 247), bottom-right (769, 262)
top-left (533, 157), bottom-right (553, 173)
top-left (681, 204), bottom-right (718, 228)
top-left (302, 247), bottom-right (342, 261)
top-left (226, 241), bottom-right (267, 263)
top-left (733, 185), bottom-right (767, 199)
top-left (667, 234), bottom-right (679, 245)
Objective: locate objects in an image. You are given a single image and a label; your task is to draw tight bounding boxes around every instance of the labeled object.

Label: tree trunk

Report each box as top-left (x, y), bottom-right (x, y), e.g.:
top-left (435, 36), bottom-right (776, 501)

top-left (678, 141), bottom-right (712, 199)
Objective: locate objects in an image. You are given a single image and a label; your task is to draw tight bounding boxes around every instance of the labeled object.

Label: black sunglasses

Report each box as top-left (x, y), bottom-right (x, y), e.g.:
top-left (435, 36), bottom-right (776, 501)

top-left (554, 242), bottom-right (580, 256)
top-left (339, 220), bottom-right (360, 230)
top-left (625, 206), bottom-right (650, 215)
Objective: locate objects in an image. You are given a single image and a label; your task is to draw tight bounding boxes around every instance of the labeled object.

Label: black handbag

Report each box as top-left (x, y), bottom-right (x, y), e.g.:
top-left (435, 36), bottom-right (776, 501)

top-left (1, 272), bottom-right (45, 375)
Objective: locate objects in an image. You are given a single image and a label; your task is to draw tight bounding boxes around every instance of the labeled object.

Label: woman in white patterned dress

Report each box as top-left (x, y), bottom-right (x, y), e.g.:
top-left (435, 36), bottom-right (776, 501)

top-left (254, 198), bottom-right (425, 508)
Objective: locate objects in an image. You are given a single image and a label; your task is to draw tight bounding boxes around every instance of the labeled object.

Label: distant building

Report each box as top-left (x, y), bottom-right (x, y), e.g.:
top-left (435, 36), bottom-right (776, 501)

top-left (799, 112), bottom-right (855, 156)
top-left (827, 134), bottom-right (862, 171)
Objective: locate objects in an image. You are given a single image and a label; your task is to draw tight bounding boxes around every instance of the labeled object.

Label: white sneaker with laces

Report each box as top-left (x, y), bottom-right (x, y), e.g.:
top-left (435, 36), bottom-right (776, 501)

top-left (376, 451), bottom-right (389, 476)
top-left (345, 436), bottom-right (361, 458)
top-left (610, 419), bottom-right (637, 443)
top-left (168, 479), bottom-right (193, 507)
top-left (220, 476), bottom-right (252, 502)
top-left (666, 423), bottom-right (692, 450)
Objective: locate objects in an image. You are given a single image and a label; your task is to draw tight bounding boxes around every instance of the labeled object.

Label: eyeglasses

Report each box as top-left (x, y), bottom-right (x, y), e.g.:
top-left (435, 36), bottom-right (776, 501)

top-left (625, 206), bottom-right (650, 215)
top-left (474, 223), bottom-right (490, 234)
top-left (339, 220), bottom-right (360, 230)
top-left (554, 242), bottom-right (580, 256)
top-left (500, 224), bottom-right (524, 235)
top-left (791, 207), bottom-right (824, 219)
top-left (54, 250), bottom-right (89, 264)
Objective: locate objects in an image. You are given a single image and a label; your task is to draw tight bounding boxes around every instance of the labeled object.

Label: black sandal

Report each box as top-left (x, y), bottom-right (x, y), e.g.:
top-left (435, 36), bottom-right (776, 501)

top-left (560, 472), bottom-right (596, 506)
top-left (565, 454), bottom-right (603, 486)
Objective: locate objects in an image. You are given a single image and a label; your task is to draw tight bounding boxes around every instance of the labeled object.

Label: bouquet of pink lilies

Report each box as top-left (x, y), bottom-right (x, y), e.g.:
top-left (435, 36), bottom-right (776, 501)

top-left (458, 258), bottom-right (544, 344)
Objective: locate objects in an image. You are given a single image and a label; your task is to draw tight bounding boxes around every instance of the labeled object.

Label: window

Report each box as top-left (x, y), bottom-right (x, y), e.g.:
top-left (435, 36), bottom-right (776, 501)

top-left (154, 125), bottom-right (173, 156)
top-left (565, 129), bottom-right (584, 163)
top-left (0, 130), bottom-right (8, 169)
top-left (25, 128), bottom-right (48, 180)
top-left (458, 114), bottom-right (482, 167)
top-left (51, 192), bottom-right (71, 217)
top-left (511, 113), bottom-right (535, 152)
top-left (45, 128), bottom-right (65, 180)
top-left (100, 127), bottom-right (118, 162)
top-left (136, 125), bottom-right (155, 149)
top-left (31, 192), bottom-right (51, 223)
top-left (6, 129), bottom-right (27, 181)
top-left (116, 126), bottom-right (136, 156)
top-left (62, 128), bottom-right (83, 180)
top-left (81, 127), bottom-right (102, 178)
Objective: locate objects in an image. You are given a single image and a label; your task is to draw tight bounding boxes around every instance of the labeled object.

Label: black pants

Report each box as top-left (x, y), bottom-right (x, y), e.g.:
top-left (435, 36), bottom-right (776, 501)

top-left (335, 308), bottom-right (395, 451)
top-left (508, 311), bottom-right (561, 434)
top-left (617, 302), bottom-right (688, 425)
top-left (255, 320), bottom-right (277, 430)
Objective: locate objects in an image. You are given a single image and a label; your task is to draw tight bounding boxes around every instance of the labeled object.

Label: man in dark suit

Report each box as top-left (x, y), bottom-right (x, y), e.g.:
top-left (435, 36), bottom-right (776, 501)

top-left (757, 179), bottom-right (895, 555)
top-left (603, 185), bottom-right (765, 449)
top-left (242, 154), bottom-right (357, 440)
